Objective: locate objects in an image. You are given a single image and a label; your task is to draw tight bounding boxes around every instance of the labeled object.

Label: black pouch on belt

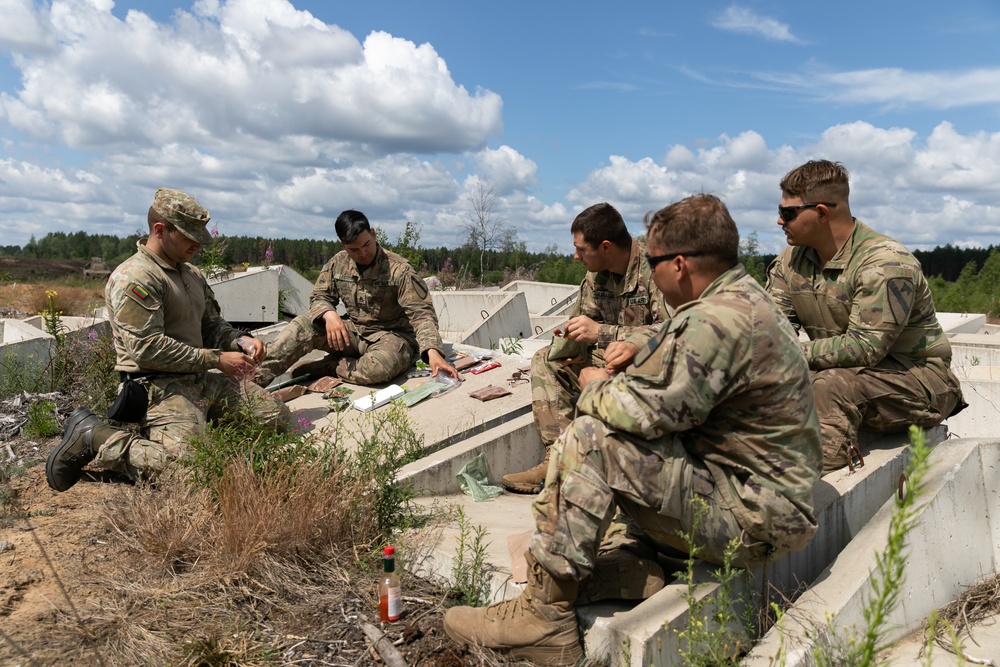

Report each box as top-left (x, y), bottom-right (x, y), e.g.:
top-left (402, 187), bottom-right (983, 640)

top-left (107, 374), bottom-right (149, 423)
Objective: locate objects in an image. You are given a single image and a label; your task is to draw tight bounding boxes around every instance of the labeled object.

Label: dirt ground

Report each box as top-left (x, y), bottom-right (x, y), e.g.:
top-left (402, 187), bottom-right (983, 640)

top-left (0, 421), bottom-right (504, 667)
top-left (0, 260), bottom-right (508, 666)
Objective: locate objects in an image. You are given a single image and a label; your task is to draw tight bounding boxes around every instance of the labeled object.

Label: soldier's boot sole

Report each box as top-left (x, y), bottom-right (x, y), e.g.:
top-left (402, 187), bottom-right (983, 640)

top-left (577, 550), bottom-right (667, 605)
top-left (45, 407), bottom-right (103, 492)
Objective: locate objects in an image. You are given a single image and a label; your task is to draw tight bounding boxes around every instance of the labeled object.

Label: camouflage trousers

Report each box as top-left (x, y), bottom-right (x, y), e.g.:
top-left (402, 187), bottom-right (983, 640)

top-left (95, 371), bottom-right (291, 480)
top-left (812, 356), bottom-right (964, 472)
top-left (259, 314), bottom-right (416, 386)
top-left (530, 344), bottom-right (605, 446)
top-left (529, 415), bottom-right (770, 582)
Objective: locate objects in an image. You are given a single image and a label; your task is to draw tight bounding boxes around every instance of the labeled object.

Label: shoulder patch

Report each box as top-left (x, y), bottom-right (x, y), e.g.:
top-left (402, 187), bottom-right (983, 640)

top-left (411, 275), bottom-right (429, 300)
top-left (885, 276), bottom-right (914, 324)
top-left (130, 283), bottom-right (150, 300)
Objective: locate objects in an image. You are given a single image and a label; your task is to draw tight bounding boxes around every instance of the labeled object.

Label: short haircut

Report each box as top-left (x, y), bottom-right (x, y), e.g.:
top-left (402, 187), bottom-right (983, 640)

top-left (570, 202), bottom-right (631, 249)
top-left (780, 160), bottom-right (850, 203)
top-left (644, 194), bottom-right (738, 271)
top-left (147, 206), bottom-right (171, 233)
top-left (335, 210), bottom-right (372, 244)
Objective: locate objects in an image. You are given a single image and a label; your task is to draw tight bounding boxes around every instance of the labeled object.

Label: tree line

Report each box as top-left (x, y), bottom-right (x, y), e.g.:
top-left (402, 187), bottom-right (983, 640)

top-left (5, 230), bottom-right (1000, 317)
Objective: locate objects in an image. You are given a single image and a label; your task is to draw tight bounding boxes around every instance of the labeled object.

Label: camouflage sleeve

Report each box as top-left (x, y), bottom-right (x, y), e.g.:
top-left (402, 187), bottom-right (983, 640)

top-left (803, 258), bottom-right (916, 370)
top-left (577, 315), bottom-right (737, 439)
top-left (570, 276), bottom-right (590, 319)
top-left (306, 258), bottom-right (341, 322)
top-left (396, 263), bottom-right (445, 357)
top-left (622, 321), bottom-right (664, 353)
top-left (765, 255), bottom-right (800, 329)
top-left (110, 274), bottom-right (220, 372)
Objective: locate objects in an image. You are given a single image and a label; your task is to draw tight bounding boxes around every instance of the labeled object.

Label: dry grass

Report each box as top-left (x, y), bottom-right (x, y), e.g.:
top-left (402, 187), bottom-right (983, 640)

top-left (0, 283), bottom-right (104, 317)
top-left (88, 457), bottom-right (403, 665)
top-left (104, 456), bottom-right (377, 580)
top-left (931, 572), bottom-right (1000, 659)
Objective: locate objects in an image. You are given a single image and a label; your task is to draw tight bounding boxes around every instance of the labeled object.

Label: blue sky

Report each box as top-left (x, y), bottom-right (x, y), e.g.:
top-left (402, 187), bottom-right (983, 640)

top-left (1, 0), bottom-right (999, 258)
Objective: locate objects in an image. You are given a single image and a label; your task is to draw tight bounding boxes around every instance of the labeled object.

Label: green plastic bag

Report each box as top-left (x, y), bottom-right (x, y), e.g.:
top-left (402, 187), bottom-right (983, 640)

top-left (456, 453), bottom-right (503, 502)
top-left (401, 381), bottom-right (445, 407)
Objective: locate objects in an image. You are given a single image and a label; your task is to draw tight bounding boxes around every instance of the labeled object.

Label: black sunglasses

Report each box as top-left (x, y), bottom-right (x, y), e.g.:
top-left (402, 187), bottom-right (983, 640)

top-left (645, 251), bottom-right (704, 270)
top-left (778, 202), bottom-right (836, 223)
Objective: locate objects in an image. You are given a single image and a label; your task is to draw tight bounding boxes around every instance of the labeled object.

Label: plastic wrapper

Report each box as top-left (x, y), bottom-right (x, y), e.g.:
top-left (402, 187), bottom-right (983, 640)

top-left (456, 452), bottom-right (503, 502)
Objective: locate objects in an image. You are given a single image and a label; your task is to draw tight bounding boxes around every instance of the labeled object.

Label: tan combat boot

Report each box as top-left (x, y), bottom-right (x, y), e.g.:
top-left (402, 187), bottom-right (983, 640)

top-left (576, 548), bottom-right (667, 605)
top-left (443, 550), bottom-right (583, 666)
top-left (501, 445), bottom-right (552, 494)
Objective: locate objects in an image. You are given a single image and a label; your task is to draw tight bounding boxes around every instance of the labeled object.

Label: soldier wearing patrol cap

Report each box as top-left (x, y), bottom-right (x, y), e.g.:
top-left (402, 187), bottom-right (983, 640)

top-left (254, 209), bottom-right (458, 387)
top-left (46, 189), bottom-right (292, 492)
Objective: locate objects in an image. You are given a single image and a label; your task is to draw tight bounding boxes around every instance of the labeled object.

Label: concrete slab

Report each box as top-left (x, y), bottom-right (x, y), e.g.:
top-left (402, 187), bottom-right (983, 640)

top-left (401, 426), bottom-right (949, 667)
top-left (278, 343), bottom-right (534, 457)
top-left (885, 615), bottom-right (1000, 665)
top-left (746, 438), bottom-right (1000, 667)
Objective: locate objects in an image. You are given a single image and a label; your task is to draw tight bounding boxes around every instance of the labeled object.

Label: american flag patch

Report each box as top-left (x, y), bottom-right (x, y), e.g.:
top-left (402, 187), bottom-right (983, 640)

top-left (131, 284), bottom-right (149, 300)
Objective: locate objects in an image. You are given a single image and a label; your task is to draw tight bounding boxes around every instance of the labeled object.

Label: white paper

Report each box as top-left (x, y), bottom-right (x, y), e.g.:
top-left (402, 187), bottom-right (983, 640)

top-left (352, 384), bottom-right (405, 412)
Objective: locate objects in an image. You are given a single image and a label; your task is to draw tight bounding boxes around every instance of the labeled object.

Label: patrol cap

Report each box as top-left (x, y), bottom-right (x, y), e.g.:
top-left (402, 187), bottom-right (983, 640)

top-left (151, 188), bottom-right (212, 246)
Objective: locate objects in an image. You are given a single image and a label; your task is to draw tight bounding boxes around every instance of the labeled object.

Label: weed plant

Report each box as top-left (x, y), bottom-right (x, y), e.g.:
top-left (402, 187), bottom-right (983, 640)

top-left (800, 426), bottom-right (933, 666)
top-left (675, 497), bottom-right (750, 667)
top-left (0, 352), bottom-right (42, 398)
top-left (449, 506), bottom-right (493, 606)
top-left (58, 326), bottom-right (119, 414)
top-left (347, 401), bottom-right (425, 535)
top-left (24, 399), bottom-right (60, 437)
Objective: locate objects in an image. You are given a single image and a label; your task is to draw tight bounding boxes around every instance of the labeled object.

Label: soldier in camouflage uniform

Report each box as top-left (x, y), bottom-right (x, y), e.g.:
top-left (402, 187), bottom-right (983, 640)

top-left (46, 189), bottom-right (291, 491)
top-left (445, 194), bottom-right (822, 666)
top-left (502, 202), bottom-right (667, 494)
top-left (255, 210), bottom-right (457, 387)
top-left (767, 160), bottom-right (965, 473)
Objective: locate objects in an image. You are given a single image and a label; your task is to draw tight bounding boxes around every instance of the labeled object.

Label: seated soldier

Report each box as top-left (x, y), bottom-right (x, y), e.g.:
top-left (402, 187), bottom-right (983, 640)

top-left (47, 188), bottom-right (291, 491)
top-left (768, 160), bottom-right (965, 472)
top-left (502, 202), bottom-right (667, 494)
top-left (255, 210), bottom-right (458, 386)
top-left (444, 194), bottom-right (822, 665)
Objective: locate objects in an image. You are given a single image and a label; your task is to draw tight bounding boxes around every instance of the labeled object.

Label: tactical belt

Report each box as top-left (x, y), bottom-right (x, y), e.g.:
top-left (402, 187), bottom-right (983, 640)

top-left (119, 371), bottom-right (193, 381)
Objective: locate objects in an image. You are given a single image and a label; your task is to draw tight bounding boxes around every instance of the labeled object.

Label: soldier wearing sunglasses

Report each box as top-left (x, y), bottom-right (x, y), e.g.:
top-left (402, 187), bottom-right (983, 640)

top-left (767, 160), bottom-right (965, 473)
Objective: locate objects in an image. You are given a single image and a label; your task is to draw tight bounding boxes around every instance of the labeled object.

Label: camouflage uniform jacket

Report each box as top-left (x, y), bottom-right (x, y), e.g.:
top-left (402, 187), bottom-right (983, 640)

top-left (767, 220), bottom-right (952, 371)
top-left (106, 240), bottom-right (245, 374)
top-left (577, 265), bottom-right (822, 551)
top-left (572, 239), bottom-right (668, 348)
top-left (307, 244), bottom-right (445, 358)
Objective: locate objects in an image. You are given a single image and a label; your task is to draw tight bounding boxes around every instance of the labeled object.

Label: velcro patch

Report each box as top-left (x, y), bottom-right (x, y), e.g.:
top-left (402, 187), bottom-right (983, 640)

top-left (885, 277), bottom-right (914, 325)
top-left (411, 275), bottom-right (429, 300)
top-left (626, 296), bottom-right (649, 306)
top-left (130, 284), bottom-right (150, 300)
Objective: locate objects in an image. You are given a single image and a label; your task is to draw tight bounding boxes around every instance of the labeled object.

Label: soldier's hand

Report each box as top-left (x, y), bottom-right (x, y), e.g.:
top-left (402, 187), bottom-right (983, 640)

top-left (579, 366), bottom-right (610, 387)
top-left (427, 348), bottom-right (460, 381)
top-left (236, 336), bottom-right (266, 363)
top-left (564, 316), bottom-right (599, 345)
top-left (604, 341), bottom-right (639, 374)
top-left (218, 351), bottom-right (256, 378)
top-left (323, 311), bottom-right (350, 351)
